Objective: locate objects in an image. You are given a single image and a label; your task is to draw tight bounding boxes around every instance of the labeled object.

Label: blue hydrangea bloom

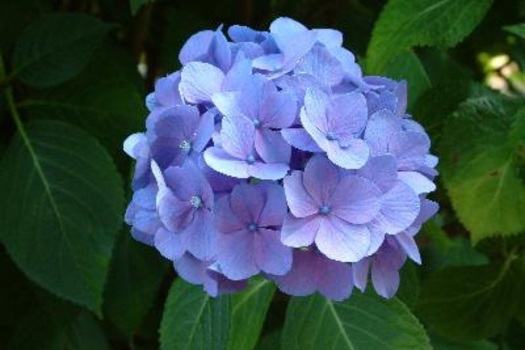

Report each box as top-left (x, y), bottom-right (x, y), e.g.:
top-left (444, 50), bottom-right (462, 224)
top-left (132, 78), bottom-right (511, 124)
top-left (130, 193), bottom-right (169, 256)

top-left (123, 16), bottom-right (439, 301)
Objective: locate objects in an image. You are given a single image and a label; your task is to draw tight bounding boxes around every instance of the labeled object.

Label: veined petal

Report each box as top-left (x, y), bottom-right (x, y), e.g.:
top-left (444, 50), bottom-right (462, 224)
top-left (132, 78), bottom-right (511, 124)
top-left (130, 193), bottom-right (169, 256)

top-left (204, 147), bottom-right (250, 178)
top-left (325, 138), bottom-right (369, 170)
top-left (331, 175), bottom-right (381, 225)
top-left (281, 128), bottom-right (323, 152)
top-left (374, 180), bottom-right (420, 234)
top-left (179, 30), bottom-right (214, 64)
top-left (218, 230), bottom-right (258, 280)
top-left (398, 171), bottom-right (436, 194)
top-left (221, 115), bottom-right (255, 159)
top-left (154, 228), bottom-right (186, 260)
top-left (303, 154), bottom-right (339, 205)
top-left (281, 215), bottom-right (320, 247)
top-left (283, 171), bottom-right (318, 218)
top-left (183, 210), bottom-right (217, 260)
top-left (255, 228), bottom-right (293, 275)
top-left (248, 162), bottom-right (289, 180)
top-left (315, 216), bottom-right (370, 262)
top-left (180, 62), bottom-right (225, 104)
top-left (255, 129), bottom-right (291, 164)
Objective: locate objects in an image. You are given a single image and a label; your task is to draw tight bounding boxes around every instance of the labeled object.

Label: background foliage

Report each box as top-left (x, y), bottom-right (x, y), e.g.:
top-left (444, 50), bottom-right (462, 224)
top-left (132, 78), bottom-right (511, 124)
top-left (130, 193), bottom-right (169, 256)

top-left (1, 0), bottom-right (525, 349)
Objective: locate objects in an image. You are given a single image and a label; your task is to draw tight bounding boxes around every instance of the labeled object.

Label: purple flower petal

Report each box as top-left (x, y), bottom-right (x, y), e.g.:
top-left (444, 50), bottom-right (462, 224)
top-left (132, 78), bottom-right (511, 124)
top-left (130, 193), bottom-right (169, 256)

top-left (154, 228), bottom-right (186, 260)
top-left (313, 29), bottom-right (343, 48)
top-left (192, 111), bottom-right (215, 153)
top-left (179, 30), bottom-right (214, 65)
top-left (204, 147), bottom-right (250, 178)
top-left (260, 84), bottom-right (296, 128)
top-left (373, 181), bottom-right (420, 234)
top-left (248, 162), bottom-right (289, 180)
top-left (258, 182), bottom-right (287, 227)
top-left (218, 230), bottom-right (258, 280)
top-left (208, 30), bottom-right (232, 72)
top-left (174, 253), bottom-right (209, 285)
top-left (230, 182), bottom-right (265, 225)
top-left (283, 172), bottom-right (318, 218)
top-left (364, 109), bottom-right (403, 155)
top-left (331, 176), bottom-right (381, 225)
top-left (157, 191), bottom-right (194, 232)
top-left (281, 128), bottom-right (324, 152)
top-left (317, 254), bottom-right (354, 301)
top-left (184, 210), bottom-right (217, 260)
top-left (281, 215), bottom-right (320, 247)
top-left (255, 128), bottom-right (291, 164)
top-left (329, 91), bottom-right (367, 137)
top-left (303, 155), bottom-right (338, 205)
top-left (180, 62), bottom-right (225, 104)
top-left (315, 216), bottom-right (370, 262)
top-left (255, 228), bottom-right (292, 275)
top-left (352, 258), bottom-right (371, 292)
top-left (397, 171), bottom-right (436, 194)
top-left (221, 115), bottom-right (255, 159)
top-left (394, 231), bottom-right (421, 264)
top-left (214, 195), bottom-right (245, 233)
top-left (271, 250), bottom-right (317, 297)
top-left (295, 46), bottom-right (344, 86)
top-left (388, 131), bottom-right (430, 170)
top-left (269, 17), bottom-right (308, 48)
top-left (324, 138), bottom-right (369, 170)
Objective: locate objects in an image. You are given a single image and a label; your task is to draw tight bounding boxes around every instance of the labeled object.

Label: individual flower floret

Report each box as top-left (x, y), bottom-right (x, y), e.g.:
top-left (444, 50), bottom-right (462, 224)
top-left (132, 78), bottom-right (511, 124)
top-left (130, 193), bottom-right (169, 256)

top-left (298, 87), bottom-right (370, 169)
top-left (204, 113), bottom-right (289, 180)
top-left (270, 248), bottom-right (354, 301)
top-left (212, 74), bottom-right (296, 164)
top-left (281, 155), bottom-right (382, 262)
top-left (152, 161), bottom-right (217, 260)
top-left (216, 182), bottom-right (292, 280)
top-left (124, 183), bottom-right (161, 245)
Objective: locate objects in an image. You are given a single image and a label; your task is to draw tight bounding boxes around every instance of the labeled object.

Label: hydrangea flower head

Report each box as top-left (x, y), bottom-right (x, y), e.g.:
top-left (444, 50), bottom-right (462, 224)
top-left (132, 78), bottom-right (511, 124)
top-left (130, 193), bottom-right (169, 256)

top-left (123, 17), bottom-right (438, 301)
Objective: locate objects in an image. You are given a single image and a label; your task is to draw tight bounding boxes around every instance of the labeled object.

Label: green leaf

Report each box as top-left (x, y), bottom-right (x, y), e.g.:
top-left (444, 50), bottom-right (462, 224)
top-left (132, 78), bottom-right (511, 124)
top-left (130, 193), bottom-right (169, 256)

top-left (18, 42), bottom-right (146, 160)
top-left (0, 120), bottom-right (124, 314)
top-left (418, 264), bottom-right (521, 341)
top-left (396, 261), bottom-right (420, 310)
top-left (8, 310), bottom-right (110, 350)
top-left (366, 0), bottom-right (493, 74)
top-left (439, 96), bottom-right (525, 243)
top-left (382, 50), bottom-right (431, 109)
top-left (12, 13), bottom-right (113, 88)
top-left (431, 334), bottom-right (497, 350)
top-left (282, 290), bottom-right (432, 350)
top-left (255, 330), bottom-right (281, 350)
top-left (504, 24), bottom-right (525, 39)
top-left (160, 280), bottom-right (232, 350)
top-left (228, 278), bottom-right (275, 350)
top-left (103, 233), bottom-right (168, 338)
top-left (130, 0), bottom-right (154, 15)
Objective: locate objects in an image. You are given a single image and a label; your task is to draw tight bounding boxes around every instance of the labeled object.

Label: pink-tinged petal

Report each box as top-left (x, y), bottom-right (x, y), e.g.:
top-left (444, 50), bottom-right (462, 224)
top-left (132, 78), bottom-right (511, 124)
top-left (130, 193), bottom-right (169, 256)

top-left (255, 129), bottom-right (291, 164)
top-left (364, 109), bottom-right (402, 155)
top-left (295, 46), bottom-right (344, 86)
top-left (356, 155), bottom-right (398, 192)
top-left (192, 111), bottom-right (215, 153)
top-left (313, 29), bottom-right (343, 48)
top-left (325, 138), bottom-right (369, 170)
top-left (317, 256), bottom-right (354, 301)
top-left (388, 131), bottom-right (430, 170)
top-left (179, 30), bottom-right (214, 64)
top-left (281, 215), bottom-right (320, 247)
top-left (398, 171), bottom-right (436, 194)
top-left (258, 182), bottom-right (287, 227)
top-left (283, 172), bottom-right (318, 218)
top-left (315, 216), bottom-right (370, 262)
top-left (374, 181), bottom-right (420, 234)
top-left (272, 250), bottom-right (318, 297)
top-left (180, 62), bottom-right (225, 104)
top-left (218, 230), bottom-right (258, 280)
top-left (221, 115), bottom-right (255, 159)
top-left (157, 192), bottom-right (194, 232)
top-left (270, 17), bottom-right (308, 47)
top-left (352, 258), bottom-right (371, 292)
top-left (204, 147), bottom-right (250, 179)
top-left (303, 88), bottom-right (330, 133)
top-left (329, 91), bottom-right (367, 137)
top-left (223, 58), bottom-right (253, 91)
top-left (248, 162), bottom-right (289, 180)
top-left (211, 92), bottom-right (242, 118)
top-left (331, 176), bottom-right (381, 224)
top-left (260, 86), bottom-right (296, 128)
top-left (230, 182), bottom-right (265, 225)
top-left (173, 253), bottom-right (210, 285)
top-left (154, 228), bottom-right (186, 260)
top-left (366, 227), bottom-right (385, 256)
top-left (303, 154), bottom-right (338, 205)
top-left (281, 128), bottom-right (323, 152)
top-left (394, 231), bottom-right (421, 264)
top-left (184, 210), bottom-right (217, 260)
top-left (255, 228), bottom-right (293, 275)
top-left (214, 195), bottom-right (244, 233)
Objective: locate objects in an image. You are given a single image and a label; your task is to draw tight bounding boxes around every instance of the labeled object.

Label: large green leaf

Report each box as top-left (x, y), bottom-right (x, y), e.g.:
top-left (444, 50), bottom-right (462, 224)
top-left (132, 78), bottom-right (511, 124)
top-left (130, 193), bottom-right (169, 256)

top-left (18, 42), bottom-right (146, 159)
top-left (439, 96), bottom-right (525, 243)
top-left (160, 280), bottom-right (232, 350)
top-left (382, 50), bottom-right (431, 109)
top-left (12, 13), bottom-right (112, 88)
top-left (228, 278), bottom-right (275, 350)
top-left (103, 233), bottom-right (168, 338)
top-left (366, 0), bottom-right (493, 74)
top-left (282, 290), bottom-right (432, 350)
top-left (0, 120), bottom-right (124, 314)
top-left (418, 264), bottom-right (521, 341)
top-left (431, 334), bottom-right (497, 350)
top-left (8, 310), bottom-right (110, 350)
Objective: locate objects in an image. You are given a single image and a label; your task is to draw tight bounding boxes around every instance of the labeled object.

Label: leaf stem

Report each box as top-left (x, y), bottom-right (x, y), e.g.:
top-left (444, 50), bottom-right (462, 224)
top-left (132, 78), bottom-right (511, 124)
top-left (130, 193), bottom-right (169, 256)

top-left (0, 55), bottom-right (27, 140)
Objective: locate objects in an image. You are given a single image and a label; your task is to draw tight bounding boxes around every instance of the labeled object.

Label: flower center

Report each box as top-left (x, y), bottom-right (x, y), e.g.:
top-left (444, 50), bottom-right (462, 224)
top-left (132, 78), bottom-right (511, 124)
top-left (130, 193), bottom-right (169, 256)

top-left (253, 119), bottom-right (261, 128)
top-left (190, 195), bottom-right (203, 208)
top-left (246, 154), bottom-right (255, 164)
top-left (319, 204), bottom-right (330, 215)
top-left (247, 223), bottom-right (258, 232)
top-left (326, 132), bottom-right (338, 141)
top-left (180, 140), bottom-right (192, 154)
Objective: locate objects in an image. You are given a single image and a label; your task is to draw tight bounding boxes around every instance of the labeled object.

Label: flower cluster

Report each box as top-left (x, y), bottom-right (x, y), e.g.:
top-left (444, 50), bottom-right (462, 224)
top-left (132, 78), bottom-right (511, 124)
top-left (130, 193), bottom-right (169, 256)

top-left (124, 17), bottom-right (438, 301)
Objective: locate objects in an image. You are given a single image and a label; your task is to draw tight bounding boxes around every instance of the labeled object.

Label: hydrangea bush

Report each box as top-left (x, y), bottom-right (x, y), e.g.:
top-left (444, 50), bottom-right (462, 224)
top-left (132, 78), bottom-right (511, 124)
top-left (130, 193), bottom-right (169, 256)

top-left (124, 17), bottom-right (438, 301)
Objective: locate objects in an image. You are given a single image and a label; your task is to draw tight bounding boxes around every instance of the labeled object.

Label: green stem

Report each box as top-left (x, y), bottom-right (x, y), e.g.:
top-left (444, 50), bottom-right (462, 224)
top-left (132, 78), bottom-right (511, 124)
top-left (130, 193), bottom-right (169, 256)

top-left (0, 55), bottom-right (28, 141)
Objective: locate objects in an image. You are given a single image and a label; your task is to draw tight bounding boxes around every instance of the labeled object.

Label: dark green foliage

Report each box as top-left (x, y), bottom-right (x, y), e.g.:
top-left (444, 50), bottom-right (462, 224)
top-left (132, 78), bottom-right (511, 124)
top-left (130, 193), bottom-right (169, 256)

top-left (0, 0), bottom-right (524, 349)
